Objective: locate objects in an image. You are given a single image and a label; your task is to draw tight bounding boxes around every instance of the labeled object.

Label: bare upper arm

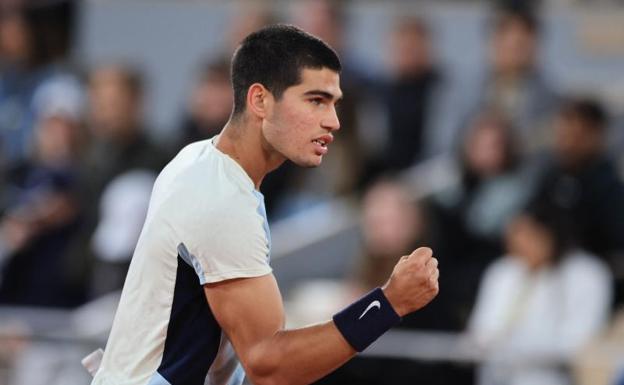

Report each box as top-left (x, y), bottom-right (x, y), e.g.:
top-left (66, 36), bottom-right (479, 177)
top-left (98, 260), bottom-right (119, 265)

top-left (204, 273), bottom-right (284, 364)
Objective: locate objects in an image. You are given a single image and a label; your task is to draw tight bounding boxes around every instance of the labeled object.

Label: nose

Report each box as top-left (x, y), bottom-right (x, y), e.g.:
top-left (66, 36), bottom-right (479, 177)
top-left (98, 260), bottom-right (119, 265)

top-left (321, 106), bottom-right (340, 132)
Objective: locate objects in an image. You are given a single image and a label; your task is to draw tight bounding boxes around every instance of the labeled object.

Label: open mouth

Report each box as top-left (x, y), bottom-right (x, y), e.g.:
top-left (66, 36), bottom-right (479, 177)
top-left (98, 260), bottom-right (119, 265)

top-left (311, 135), bottom-right (333, 156)
top-left (312, 138), bottom-right (328, 148)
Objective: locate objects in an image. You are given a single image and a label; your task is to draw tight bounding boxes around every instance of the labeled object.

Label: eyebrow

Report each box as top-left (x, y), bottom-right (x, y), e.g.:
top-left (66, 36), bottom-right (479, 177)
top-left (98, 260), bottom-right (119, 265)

top-left (303, 90), bottom-right (343, 102)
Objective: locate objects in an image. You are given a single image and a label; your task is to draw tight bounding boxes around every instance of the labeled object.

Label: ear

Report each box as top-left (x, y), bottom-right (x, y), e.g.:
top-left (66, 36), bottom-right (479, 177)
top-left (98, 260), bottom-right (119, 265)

top-left (246, 83), bottom-right (272, 119)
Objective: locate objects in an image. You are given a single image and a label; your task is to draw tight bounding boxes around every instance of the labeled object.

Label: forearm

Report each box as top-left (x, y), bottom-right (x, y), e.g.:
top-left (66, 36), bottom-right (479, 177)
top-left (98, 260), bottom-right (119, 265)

top-left (245, 321), bottom-right (355, 385)
top-left (208, 248), bottom-right (439, 385)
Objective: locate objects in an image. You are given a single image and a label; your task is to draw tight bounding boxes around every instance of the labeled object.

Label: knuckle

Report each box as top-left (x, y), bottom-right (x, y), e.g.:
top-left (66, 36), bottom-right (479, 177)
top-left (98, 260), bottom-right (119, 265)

top-left (412, 247), bottom-right (432, 260)
top-left (418, 247), bottom-right (433, 258)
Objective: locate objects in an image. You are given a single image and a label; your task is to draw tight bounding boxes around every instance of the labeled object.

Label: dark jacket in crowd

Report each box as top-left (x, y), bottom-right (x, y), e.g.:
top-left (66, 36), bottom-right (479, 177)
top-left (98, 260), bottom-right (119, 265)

top-left (530, 154), bottom-right (624, 305)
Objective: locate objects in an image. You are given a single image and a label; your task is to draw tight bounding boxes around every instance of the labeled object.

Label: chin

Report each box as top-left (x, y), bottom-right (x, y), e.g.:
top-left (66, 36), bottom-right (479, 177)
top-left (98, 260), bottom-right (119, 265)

top-left (293, 156), bottom-right (323, 168)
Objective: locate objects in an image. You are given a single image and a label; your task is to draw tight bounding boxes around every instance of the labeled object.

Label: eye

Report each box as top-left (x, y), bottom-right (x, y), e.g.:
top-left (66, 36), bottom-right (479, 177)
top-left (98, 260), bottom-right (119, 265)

top-left (310, 98), bottom-right (325, 106)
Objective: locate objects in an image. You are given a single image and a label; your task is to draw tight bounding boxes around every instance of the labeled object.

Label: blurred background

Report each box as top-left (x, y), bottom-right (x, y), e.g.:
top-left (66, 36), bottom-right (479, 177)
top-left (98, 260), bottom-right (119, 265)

top-left (1, 0), bottom-right (624, 384)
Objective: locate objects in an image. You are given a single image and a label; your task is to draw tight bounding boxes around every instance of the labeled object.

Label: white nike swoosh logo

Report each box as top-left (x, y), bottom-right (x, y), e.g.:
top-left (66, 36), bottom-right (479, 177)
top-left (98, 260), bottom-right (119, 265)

top-left (358, 300), bottom-right (381, 320)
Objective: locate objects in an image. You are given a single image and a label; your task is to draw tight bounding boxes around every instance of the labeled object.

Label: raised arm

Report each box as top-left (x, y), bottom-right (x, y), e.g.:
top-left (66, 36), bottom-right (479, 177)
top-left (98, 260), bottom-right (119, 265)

top-left (204, 247), bottom-right (439, 385)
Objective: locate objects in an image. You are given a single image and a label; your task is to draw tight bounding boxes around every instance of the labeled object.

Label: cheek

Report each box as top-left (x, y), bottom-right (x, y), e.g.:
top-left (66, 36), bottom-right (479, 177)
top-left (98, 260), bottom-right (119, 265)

top-left (288, 105), bottom-right (315, 132)
top-left (263, 109), bottom-right (299, 154)
top-left (276, 106), bottom-right (314, 143)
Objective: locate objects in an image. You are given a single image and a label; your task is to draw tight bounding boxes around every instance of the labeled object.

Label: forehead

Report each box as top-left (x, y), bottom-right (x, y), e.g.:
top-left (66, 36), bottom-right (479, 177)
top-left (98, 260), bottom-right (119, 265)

top-left (290, 67), bottom-right (342, 99)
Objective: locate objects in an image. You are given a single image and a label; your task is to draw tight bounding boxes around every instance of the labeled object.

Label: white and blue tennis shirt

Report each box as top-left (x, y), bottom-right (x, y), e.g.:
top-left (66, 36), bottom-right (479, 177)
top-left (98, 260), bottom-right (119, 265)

top-left (91, 137), bottom-right (272, 385)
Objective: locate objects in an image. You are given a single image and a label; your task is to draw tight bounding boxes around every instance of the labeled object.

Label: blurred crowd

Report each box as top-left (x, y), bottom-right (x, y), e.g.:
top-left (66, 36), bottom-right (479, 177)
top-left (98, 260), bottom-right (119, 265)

top-left (1, 0), bottom-right (624, 385)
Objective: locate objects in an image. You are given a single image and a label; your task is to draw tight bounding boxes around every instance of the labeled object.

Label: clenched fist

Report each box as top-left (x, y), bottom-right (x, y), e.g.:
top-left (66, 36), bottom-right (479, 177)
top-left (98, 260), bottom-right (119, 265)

top-left (382, 247), bottom-right (439, 317)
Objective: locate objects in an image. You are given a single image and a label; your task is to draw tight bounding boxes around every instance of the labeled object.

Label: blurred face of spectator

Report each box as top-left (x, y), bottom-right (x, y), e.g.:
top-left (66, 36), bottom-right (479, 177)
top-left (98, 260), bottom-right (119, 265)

top-left (88, 67), bottom-right (142, 141)
top-left (292, 0), bottom-right (342, 51)
top-left (190, 71), bottom-right (233, 128)
top-left (506, 215), bottom-right (554, 271)
top-left (554, 113), bottom-right (603, 168)
top-left (227, 5), bottom-right (273, 54)
top-left (362, 181), bottom-right (422, 258)
top-left (464, 116), bottom-right (510, 177)
top-left (388, 20), bottom-right (432, 77)
top-left (491, 16), bottom-right (537, 77)
top-left (35, 115), bottom-right (80, 166)
top-left (0, 11), bottom-right (31, 65)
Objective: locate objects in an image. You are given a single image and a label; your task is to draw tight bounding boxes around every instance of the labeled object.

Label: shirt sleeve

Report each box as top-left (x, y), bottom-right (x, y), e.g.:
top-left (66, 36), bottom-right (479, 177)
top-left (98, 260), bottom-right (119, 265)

top-left (176, 195), bottom-right (272, 285)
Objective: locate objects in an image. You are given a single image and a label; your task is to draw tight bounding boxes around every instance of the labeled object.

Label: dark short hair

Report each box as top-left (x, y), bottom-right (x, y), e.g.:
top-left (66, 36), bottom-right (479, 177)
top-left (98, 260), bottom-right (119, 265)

top-left (230, 24), bottom-right (341, 116)
top-left (519, 201), bottom-right (574, 264)
top-left (558, 97), bottom-right (608, 132)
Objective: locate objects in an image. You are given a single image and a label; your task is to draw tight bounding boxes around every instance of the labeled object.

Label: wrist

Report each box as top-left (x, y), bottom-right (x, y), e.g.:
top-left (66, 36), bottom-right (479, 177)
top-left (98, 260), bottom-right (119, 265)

top-left (332, 287), bottom-right (401, 352)
top-left (381, 285), bottom-right (406, 317)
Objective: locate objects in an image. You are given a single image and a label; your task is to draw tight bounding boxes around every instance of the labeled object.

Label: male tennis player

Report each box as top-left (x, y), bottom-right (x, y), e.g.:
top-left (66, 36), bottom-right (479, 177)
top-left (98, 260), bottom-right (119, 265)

top-left (90, 24), bottom-right (439, 385)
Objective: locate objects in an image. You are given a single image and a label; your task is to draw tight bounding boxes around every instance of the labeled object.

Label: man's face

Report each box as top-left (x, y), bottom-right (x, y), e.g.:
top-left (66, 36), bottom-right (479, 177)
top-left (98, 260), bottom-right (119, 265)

top-left (506, 215), bottom-right (554, 271)
top-left (261, 67), bottom-right (342, 167)
top-left (389, 27), bottom-right (431, 77)
top-left (491, 18), bottom-right (536, 76)
top-left (89, 69), bottom-right (141, 140)
top-left (554, 114), bottom-right (602, 167)
top-left (191, 75), bottom-right (233, 127)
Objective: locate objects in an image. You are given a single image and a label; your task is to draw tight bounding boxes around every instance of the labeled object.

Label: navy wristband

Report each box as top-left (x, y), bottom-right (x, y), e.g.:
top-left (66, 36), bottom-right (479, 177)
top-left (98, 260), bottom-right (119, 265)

top-left (332, 287), bottom-right (401, 352)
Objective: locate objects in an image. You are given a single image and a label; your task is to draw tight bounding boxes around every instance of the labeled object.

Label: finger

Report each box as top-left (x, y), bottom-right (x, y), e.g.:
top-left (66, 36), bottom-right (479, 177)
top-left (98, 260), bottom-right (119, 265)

top-left (432, 279), bottom-right (440, 294)
top-left (410, 247), bottom-right (433, 263)
top-left (426, 257), bottom-right (438, 269)
top-left (430, 269), bottom-right (440, 284)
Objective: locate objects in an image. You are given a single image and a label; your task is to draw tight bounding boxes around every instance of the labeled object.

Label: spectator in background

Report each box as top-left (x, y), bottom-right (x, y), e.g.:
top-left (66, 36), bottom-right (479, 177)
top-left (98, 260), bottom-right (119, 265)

top-left (78, 64), bottom-right (167, 297)
top-left (89, 169), bottom-right (156, 296)
top-left (429, 111), bottom-right (532, 329)
top-left (224, 2), bottom-right (275, 55)
top-left (610, 109), bottom-right (624, 181)
top-left (0, 80), bottom-right (85, 307)
top-left (83, 64), bottom-right (166, 201)
top-left (373, 16), bottom-right (453, 174)
top-left (0, 6), bottom-right (35, 165)
top-left (459, 5), bottom-right (557, 157)
top-left (175, 58), bottom-right (232, 152)
top-left (354, 178), bottom-right (462, 330)
top-left (530, 97), bottom-right (624, 307)
top-left (354, 178), bottom-right (427, 294)
top-left (0, 1), bottom-right (78, 168)
top-left (468, 206), bottom-right (612, 385)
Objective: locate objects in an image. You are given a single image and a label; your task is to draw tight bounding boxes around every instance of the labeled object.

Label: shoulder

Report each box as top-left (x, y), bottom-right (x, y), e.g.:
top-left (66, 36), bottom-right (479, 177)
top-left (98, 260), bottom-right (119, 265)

top-left (161, 158), bottom-right (265, 244)
top-left (558, 250), bottom-right (613, 309)
top-left (161, 172), bottom-right (260, 231)
top-left (561, 250), bottom-right (611, 280)
top-left (478, 256), bottom-right (526, 294)
top-left (484, 255), bottom-right (523, 277)
top-left (157, 139), bottom-right (249, 202)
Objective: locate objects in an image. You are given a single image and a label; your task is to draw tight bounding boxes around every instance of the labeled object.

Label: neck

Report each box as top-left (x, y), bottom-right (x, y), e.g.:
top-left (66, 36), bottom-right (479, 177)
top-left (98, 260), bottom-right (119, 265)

top-left (215, 114), bottom-right (285, 189)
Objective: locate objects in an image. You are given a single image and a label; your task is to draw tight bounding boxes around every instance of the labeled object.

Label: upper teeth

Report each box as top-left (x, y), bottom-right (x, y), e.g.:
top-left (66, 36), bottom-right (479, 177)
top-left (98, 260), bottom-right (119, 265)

top-left (314, 139), bottom-right (326, 146)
